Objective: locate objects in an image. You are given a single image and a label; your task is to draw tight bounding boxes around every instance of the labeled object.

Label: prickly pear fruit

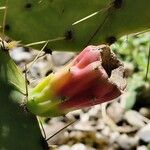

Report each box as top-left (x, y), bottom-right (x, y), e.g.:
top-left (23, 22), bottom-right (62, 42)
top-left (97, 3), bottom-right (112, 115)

top-left (27, 45), bottom-right (126, 117)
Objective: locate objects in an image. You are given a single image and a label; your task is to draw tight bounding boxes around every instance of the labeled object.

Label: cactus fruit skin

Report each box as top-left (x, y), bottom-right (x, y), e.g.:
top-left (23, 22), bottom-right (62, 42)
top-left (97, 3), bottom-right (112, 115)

top-left (27, 45), bottom-right (126, 117)
top-left (0, 0), bottom-right (150, 52)
top-left (0, 48), bottom-right (46, 150)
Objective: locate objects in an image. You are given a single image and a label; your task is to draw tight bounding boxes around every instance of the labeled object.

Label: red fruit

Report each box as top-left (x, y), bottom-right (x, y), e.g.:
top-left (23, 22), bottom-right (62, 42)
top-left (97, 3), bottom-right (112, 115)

top-left (27, 44), bottom-right (126, 117)
top-left (56, 45), bottom-right (126, 113)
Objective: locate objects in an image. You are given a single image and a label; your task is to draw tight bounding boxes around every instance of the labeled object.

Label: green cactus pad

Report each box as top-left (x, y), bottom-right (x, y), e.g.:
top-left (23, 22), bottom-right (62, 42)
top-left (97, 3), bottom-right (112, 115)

top-left (0, 48), bottom-right (46, 150)
top-left (0, 0), bottom-right (150, 51)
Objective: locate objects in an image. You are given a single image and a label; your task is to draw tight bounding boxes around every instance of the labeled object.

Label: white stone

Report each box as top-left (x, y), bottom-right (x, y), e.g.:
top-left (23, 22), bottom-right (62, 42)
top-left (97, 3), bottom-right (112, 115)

top-left (71, 143), bottom-right (86, 150)
top-left (52, 51), bottom-right (75, 66)
top-left (124, 110), bottom-right (146, 128)
top-left (117, 134), bottom-right (139, 149)
top-left (137, 145), bottom-right (148, 150)
top-left (109, 132), bottom-right (120, 144)
top-left (10, 47), bottom-right (32, 62)
top-left (58, 145), bottom-right (70, 150)
top-left (137, 124), bottom-right (150, 142)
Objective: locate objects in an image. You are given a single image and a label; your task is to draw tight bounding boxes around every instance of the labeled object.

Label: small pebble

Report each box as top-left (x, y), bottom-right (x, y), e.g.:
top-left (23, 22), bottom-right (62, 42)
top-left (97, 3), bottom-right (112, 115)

top-left (52, 51), bottom-right (75, 66)
top-left (137, 124), bottom-right (150, 142)
top-left (58, 145), bottom-right (70, 150)
top-left (109, 132), bottom-right (120, 144)
top-left (71, 143), bottom-right (86, 150)
top-left (124, 110), bottom-right (146, 128)
top-left (139, 107), bottom-right (150, 118)
top-left (101, 127), bottom-right (111, 137)
top-left (74, 121), bottom-right (94, 131)
top-left (107, 102), bottom-right (124, 123)
top-left (10, 47), bottom-right (32, 63)
top-left (137, 145), bottom-right (148, 150)
top-left (117, 134), bottom-right (139, 149)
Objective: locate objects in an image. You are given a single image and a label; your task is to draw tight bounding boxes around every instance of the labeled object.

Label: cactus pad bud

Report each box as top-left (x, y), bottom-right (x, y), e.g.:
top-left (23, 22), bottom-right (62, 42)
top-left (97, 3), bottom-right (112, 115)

top-left (27, 45), bottom-right (126, 117)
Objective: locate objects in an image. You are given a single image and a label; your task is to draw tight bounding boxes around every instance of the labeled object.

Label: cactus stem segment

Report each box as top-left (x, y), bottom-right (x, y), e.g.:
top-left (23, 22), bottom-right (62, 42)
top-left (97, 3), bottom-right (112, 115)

top-left (1, 0), bottom-right (149, 51)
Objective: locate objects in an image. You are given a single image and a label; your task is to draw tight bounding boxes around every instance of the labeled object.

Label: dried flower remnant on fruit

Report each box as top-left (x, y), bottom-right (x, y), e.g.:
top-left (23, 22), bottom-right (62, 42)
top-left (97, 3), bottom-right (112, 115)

top-left (27, 45), bottom-right (126, 117)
